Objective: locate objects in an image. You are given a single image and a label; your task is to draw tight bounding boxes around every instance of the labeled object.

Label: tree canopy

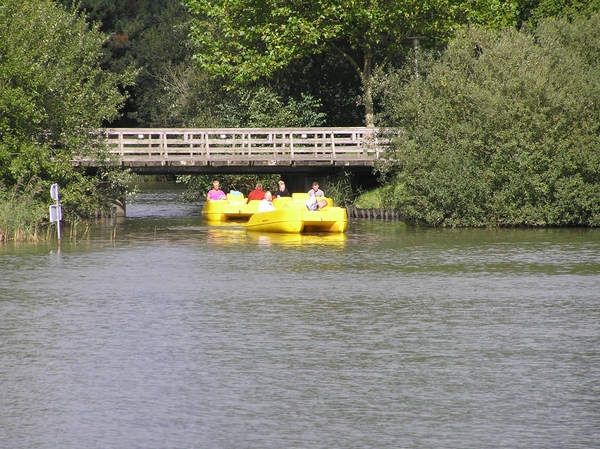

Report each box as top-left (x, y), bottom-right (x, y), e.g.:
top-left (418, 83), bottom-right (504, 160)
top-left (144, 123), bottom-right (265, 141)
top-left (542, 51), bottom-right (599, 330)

top-left (518, 0), bottom-right (600, 25)
top-left (183, 0), bottom-right (519, 126)
top-left (0, 0), bottom-right (135, 218)
top-left (376, 14), bottom-right (600, 226)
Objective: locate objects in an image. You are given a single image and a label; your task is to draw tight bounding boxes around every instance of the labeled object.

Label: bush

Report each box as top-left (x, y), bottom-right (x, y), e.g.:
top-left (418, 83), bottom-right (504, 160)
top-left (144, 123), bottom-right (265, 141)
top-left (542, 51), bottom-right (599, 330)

top-left (376, 16), bottom-right (600, 226)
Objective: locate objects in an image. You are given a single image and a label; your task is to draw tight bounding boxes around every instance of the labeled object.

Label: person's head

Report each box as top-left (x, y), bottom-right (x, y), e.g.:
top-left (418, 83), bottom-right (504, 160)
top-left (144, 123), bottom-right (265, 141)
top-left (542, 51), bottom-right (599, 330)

top-left (311, 182), bottom-right (319, 191)
top-left (264, 191), bottom-right (272, 201)
top-left (255, 183), bottom-right (263, 190)
top-left (212, 180), bottom-right (220, 190)
top-left (278, 180), bottom-right (286, 191)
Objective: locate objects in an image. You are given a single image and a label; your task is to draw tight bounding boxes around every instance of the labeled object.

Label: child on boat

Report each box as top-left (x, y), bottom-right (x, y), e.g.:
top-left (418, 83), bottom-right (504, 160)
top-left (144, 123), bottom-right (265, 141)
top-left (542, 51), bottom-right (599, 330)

top-left (258, 191), bottom-right (275, 213)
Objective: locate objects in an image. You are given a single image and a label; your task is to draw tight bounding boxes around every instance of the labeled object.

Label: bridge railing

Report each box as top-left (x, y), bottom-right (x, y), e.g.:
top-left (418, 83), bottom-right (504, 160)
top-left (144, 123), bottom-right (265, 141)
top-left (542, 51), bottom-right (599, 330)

top-left (105, 127), bottom-right (381, 165)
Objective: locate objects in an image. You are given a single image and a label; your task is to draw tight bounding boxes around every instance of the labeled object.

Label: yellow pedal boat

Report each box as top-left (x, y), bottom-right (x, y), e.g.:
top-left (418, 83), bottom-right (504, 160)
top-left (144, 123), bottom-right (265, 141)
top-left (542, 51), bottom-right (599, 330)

top-left (245, 194), bottom-right (347, 233)
top-left (202, 193), bottom-right (261, 222)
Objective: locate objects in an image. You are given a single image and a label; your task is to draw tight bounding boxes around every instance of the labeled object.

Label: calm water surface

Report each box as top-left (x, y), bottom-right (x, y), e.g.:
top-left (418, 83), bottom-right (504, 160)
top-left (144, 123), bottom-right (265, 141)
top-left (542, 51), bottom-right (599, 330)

top-left (1, 183), bottom-right (599, 448)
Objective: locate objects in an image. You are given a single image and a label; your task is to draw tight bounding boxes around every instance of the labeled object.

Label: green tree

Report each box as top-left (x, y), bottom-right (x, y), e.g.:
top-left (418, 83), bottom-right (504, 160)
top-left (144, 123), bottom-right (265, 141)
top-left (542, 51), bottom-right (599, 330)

top-left (0, 0), bottom-right (136, 219)
top-left (183, 0), bottom-right (519, 127)
top-left (217, 87), bottom-right (326, 127)
top-left (54, 0), bottom-right (176, 126)
top-left (54, 0), bottom-right (171, 72)
top-left (129, 1), bottom-right (225, 127)
top-left (376, 15), bottom-right (600, 226)
top-left (56, 1), bottom-right (325, 128)
top-left (518, 0), bottom-right (600, 26)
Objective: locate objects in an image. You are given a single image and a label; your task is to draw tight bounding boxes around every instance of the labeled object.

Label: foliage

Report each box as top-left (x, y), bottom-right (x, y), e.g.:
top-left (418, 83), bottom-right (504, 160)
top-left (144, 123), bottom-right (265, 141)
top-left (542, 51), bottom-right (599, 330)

top-left (272, 51), bottom-right (365, 126)
top-left (375, 16), bottom-right (600, 226)
top-left (217, 87), bottom-right (326, 128)
top-left (55, 0), bottom-right (170, 32)
top-left (183, 0), bottom-right (519, 126)
top-left (0, 0), bottom-right (136, 221)
top-left (55, 0), bottom-right (207, 127)
top-left (57, 1), bottom-right (329, 129)
top-left (48, 1), bottom-right (600, 130)
top-left (133, 56), bottom-right (226, 128)
top-left (518, 0), bottom-right (600, 26)
top-left (54, 0), bottom-right (171, 73)
top-left (126, 1), bottom-right (227, 127)
top-left (322, 171), bottom-right (359, 207)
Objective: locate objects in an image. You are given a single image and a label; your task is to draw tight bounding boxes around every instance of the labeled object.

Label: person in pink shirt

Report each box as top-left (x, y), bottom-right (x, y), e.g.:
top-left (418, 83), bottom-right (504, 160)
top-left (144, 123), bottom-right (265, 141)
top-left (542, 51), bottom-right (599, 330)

top-left (206, 179), bottom-right (226, 201)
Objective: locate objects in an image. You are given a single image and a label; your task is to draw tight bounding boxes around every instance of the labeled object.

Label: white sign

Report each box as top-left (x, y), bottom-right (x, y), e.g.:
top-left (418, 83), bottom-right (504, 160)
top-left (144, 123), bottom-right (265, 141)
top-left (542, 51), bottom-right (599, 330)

top-left (50, 183), bottom-right (60, 201)
top-left (49, 205), bottom-right (62, 223)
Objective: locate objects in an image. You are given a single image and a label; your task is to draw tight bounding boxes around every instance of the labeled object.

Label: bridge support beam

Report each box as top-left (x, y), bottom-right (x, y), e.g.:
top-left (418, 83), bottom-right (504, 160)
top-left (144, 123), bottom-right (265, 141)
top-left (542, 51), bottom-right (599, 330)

top-left (278, 168), bottom-right (378, 197)
top-left (112, 197), bottom-right (126, 217)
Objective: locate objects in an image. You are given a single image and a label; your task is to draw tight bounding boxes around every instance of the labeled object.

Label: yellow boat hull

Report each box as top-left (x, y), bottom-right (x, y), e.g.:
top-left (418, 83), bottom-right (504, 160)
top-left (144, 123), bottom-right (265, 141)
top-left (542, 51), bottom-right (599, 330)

top-left (202, 195), bottom-right (260, 222)
top-left (245, 203), bottom-right (347, 233)
top-left (204, 193), bottom-right (347, 233)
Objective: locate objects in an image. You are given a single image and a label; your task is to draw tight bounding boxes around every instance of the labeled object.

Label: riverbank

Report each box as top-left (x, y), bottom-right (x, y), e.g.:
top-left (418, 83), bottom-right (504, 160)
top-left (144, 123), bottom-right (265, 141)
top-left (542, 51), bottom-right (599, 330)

top-left (346, 205), bottom-right (401, 220)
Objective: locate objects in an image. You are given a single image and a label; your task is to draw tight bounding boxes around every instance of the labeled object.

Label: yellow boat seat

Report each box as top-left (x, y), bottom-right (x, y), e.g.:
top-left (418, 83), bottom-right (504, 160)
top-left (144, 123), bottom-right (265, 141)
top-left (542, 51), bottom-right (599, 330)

top-left (292, 192), bottom-right (310, 201)
top-left (227, 193), bottom-right (246, 204)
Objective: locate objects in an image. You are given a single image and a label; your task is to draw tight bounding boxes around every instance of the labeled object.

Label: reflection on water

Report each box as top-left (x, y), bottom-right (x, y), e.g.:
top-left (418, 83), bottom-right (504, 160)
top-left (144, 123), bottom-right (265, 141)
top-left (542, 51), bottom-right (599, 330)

top-left (1, 183), bottom-right (599, 449)
top-left (205, 227), bottom-right (348, 247)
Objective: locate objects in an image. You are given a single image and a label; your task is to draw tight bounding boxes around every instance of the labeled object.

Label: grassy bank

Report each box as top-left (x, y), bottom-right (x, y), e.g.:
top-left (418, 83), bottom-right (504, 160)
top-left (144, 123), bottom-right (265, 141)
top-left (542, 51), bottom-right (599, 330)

top-left (353, 188), bottom-right (385, 209)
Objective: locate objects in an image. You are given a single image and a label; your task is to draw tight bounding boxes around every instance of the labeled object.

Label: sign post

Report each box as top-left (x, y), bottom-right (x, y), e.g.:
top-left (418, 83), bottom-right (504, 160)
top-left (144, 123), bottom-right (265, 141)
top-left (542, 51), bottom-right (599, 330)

top-left (49, 183), bottom-right (62, 244)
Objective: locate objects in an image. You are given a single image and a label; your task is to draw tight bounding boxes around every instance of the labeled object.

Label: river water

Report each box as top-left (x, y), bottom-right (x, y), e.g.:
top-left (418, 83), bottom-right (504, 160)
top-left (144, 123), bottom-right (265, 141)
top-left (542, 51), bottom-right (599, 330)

top-left (1, 183), bottom-right (599, 449)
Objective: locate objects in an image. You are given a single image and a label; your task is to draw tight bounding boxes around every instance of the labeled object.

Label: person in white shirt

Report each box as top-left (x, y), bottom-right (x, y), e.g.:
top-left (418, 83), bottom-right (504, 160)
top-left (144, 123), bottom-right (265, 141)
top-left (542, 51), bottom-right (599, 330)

top-left (258, 191), bottom-right (275, 213)
top-left (306, 182), bottom-right (327, 210)
top-left (307, 182), bottom-right (324, 198)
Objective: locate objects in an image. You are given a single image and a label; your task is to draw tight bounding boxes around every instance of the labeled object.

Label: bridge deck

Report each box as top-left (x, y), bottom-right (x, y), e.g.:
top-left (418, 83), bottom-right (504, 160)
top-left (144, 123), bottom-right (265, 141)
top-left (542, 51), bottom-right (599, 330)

top-left (99, 127), bottom-right (382, 174)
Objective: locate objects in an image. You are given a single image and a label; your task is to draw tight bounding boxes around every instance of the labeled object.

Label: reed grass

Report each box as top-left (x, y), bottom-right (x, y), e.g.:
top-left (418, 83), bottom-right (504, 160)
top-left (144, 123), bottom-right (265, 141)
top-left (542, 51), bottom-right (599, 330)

top-left (0, 188), bottom-right (48, 242)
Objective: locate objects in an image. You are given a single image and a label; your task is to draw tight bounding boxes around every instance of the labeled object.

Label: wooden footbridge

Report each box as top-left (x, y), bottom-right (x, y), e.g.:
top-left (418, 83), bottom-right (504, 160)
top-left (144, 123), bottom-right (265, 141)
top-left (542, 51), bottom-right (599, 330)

top-left (101, 127), bottom-right (383, 175)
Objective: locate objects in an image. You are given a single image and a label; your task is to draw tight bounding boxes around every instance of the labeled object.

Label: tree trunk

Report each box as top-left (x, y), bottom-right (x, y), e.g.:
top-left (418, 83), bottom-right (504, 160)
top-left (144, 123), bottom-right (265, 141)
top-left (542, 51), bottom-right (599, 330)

top-left (363, 79), bottom-right (374, 127)
top-left (363, 46), bottom-right (374, 128)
